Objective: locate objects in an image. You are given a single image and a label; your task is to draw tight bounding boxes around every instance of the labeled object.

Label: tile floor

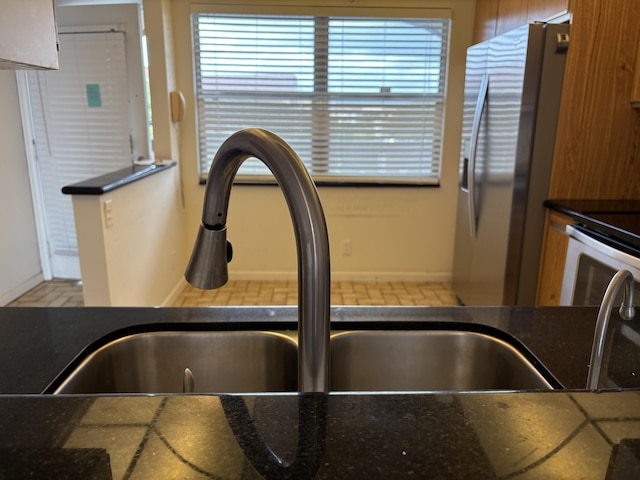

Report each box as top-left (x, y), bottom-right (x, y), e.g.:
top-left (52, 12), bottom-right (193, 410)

top-left (7, 279), bottom-right (85, 307)
top-left (7, 279), bottom-right (458, 307)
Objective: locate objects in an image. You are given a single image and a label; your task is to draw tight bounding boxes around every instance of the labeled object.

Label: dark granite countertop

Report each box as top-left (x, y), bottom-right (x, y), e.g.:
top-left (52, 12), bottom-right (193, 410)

top-left (1, 305), bottom-right (639, 478)
top-left (545, 199), bottom-right (640, 250)
top-left (0, 306), bottom-right (610, 394)
top-left (61, 161), bottom-right (177, 195)
top-left (545, 199), bottom-right (640, 214)
top-left (2, 391), bottom-right (640, 479)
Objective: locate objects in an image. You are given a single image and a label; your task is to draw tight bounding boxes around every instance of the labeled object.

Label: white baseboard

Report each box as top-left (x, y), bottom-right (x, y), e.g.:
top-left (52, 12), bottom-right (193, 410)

top-left (161, 277), bottom-right (188, 306)
top-left (227, 270), bottom-right (452, 283)
top-left (0, 272), bottom-right (44, 306)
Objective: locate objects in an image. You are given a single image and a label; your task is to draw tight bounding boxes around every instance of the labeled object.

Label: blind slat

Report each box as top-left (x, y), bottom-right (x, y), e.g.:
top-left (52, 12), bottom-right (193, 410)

top-left (193, 12), bottom-right (449, 184)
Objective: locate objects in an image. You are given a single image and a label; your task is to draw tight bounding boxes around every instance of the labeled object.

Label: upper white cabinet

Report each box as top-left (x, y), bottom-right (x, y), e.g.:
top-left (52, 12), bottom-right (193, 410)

top-left (0, 0), bottom-right (58, 70)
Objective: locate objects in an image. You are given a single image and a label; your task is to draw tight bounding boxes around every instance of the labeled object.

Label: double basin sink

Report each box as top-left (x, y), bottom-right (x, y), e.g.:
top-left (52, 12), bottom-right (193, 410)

top-left (47, 323), bottom-right (559, 394)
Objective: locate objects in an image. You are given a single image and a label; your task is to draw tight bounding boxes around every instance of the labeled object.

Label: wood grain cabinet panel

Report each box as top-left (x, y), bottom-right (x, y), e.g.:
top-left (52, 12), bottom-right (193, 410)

top-left (632, 37), bottom-right (640, 107)
top-left (473, 0), bottom-right (570, 44)
top-left (473, 0), bottom-right (499, 45)
top-left (536, 211), bottom-right (573, 306)
top-left (549, 0), bottom-right (640, 199)
top-left (527, 0), bottom-right (569, 22)
top-left (496, 0), bottom-right (529, 36)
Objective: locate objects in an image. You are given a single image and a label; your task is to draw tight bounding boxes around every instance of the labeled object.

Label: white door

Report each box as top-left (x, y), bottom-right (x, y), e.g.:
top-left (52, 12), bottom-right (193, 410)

top-left (26, 30), bottom-right (132, 279)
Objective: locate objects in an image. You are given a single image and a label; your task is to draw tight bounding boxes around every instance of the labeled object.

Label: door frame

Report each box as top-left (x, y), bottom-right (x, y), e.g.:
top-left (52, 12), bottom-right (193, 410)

top-left (16, 7), bottom-right (151, 280)
top-left (16, 70), bottom-right (53, 281)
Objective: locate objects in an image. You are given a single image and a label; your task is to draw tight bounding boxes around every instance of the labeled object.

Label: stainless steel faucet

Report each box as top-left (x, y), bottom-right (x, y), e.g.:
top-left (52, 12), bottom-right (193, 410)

top-left (586, 269), bottom-right (636, 389)
top-left (185, 128), bottom-right (330, 392)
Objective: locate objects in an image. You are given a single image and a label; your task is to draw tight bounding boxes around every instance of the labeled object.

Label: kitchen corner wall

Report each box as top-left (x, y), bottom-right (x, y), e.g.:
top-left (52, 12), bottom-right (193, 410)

top-left (72, 166), bottom-right (186, 306)
top-left (148, 0), bottom-right (475, 283)
top-left (0, 71), bottom-right (42, 305)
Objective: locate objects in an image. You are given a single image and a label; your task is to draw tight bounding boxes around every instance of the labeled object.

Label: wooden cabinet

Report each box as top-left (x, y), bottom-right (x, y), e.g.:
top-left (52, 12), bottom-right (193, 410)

top-left (548, 0), bottom-right (640, 199)
top-left (472, 0), bottom-right (500, 45)
top-left (474, 0), bottom-right (640, 198)
top-left (473, 0), bottom-right (569, 44)
top-left (631, 36), bottom-right (640, 107)
top-left (496, 0), bottom-right (529, 38)
top-left (527, 0), bottom-right (571, 23)
top-left (473, 0), bottom-right (640, 302)
top-left (0, 0), bottom-right (58, 69)
top-left (536, 211), bottom-right (573, 306)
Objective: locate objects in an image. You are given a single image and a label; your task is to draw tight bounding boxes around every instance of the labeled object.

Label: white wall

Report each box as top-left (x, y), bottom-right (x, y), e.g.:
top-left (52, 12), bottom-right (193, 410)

top-left (57, 2), bottom-right (187, 306)
top-left (0, 71), bottom-right (43, 305)
top-left (160, 0), bottom-right (474, 282)
top-left (0, 0), bottom-right (475, 308)
top-left (73, 165), bottom-right (187, 306)
top-left (0, 1), bottom-right (177, 306)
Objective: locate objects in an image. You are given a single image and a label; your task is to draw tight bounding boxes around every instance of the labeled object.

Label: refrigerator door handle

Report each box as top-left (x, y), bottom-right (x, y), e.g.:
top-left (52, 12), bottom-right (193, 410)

top-left (467, 74), bottom-right (489, 239)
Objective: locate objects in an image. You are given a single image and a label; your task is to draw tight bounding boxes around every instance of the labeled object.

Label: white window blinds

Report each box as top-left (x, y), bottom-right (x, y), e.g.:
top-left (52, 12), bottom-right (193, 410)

top-left (192, 10), bottom-right (450, 185)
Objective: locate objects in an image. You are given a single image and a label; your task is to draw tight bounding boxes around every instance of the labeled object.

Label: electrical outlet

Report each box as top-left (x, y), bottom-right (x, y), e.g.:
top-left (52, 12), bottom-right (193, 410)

top-left (103, 199), bottom-right (113, 228)
top-left (341, 239), bottom-right (352, 256)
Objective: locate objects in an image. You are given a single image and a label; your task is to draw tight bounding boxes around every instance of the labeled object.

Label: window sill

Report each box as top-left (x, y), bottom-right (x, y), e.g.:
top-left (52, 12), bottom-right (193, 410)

top-left (198, 177), bottom-right (440, 188)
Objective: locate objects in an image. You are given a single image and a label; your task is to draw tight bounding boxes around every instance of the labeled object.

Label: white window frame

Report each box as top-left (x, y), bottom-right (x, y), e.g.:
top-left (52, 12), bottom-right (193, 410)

top-left (191, 4), bottom-right (451, 186)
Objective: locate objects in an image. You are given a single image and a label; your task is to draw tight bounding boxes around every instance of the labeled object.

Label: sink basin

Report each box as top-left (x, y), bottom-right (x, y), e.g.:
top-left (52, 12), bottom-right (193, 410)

top-left (48, 325), bottom-right (556, 394)
top-left (330, 330), bottom-right (554, 391)
top-left (50, 331), bottom-right (298, 394)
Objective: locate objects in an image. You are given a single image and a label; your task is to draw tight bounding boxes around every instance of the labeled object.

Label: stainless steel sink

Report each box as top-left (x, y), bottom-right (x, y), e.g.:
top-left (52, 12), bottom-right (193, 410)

top-left (49, 326), bottom-right (556, 394)
top-left (330, 330), bottom-right (553, 391)
top-left (51, 331), bottom-right (298, 394)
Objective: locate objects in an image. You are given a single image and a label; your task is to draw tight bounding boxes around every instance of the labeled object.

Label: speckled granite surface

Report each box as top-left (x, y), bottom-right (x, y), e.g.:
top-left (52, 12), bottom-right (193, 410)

top-left (0, 391), bottom-right (639, 478)
top-left (0, 305), bottom-right (639, 478)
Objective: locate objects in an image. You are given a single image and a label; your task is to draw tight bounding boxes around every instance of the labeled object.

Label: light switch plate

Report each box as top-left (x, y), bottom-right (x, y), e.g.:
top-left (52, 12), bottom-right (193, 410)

top-left (103, 199), bottom-right (113, 228)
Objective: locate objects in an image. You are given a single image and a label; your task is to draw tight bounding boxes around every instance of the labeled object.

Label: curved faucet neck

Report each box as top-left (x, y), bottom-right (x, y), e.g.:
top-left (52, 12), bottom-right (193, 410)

top-left (187, 128), bottom-right (331, 392)
top-left (587, 269), bottom-right (636, 390)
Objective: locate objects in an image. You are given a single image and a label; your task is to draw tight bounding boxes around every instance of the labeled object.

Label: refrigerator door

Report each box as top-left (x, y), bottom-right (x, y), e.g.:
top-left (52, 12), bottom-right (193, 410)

top-left (505, 23), bottom-right (570, 305)
top-left (452, 39), bottom-right (490, 304)
top-left (452, 24), bottom-right (538, 305)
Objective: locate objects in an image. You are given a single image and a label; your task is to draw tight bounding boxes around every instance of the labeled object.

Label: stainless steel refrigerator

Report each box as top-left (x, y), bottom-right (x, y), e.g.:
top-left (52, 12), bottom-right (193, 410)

top-left (452, 23), bottom-right (570, 306)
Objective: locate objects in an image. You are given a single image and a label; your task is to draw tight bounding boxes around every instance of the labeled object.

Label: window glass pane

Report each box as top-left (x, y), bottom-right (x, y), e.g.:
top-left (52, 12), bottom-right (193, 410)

top-left (328, 18), bottom-right (444, 94)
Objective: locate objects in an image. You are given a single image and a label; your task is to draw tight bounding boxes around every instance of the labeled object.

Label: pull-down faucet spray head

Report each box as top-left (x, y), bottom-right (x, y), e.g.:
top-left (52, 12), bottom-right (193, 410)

top-left (185, 225), bottom-right (233, 289)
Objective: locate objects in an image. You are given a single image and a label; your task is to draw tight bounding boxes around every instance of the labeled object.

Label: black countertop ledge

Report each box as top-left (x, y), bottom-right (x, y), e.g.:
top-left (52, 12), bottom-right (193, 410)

top-left (61, 161), bottom-right (177, 195)
top-left (545, 198), bottom-right (640, 250)
top-left (1, 306), bottom-right (640, 478)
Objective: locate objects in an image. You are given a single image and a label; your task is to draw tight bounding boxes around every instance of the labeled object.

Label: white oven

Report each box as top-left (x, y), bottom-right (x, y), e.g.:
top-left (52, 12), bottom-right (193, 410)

top-left (560, 224), bottom-right (640, 306)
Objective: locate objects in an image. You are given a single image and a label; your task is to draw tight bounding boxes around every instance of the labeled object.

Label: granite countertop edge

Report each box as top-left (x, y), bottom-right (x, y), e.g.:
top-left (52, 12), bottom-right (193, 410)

top-left (61, 161), bottom-right (177, 195)
top-left (545, 198), bottom-right (640, 250)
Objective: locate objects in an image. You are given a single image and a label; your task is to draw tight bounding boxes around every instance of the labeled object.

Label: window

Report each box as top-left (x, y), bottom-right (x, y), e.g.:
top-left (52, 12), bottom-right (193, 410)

top-left (192, 8), bottom-right (450, 185)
